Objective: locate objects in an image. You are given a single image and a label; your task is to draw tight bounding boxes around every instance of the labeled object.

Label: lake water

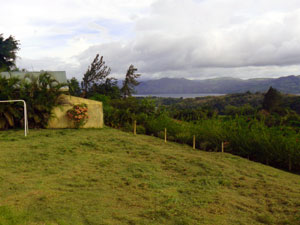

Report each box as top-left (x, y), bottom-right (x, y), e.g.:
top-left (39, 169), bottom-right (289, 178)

top-left (133, 93), bottom-right (225, 99)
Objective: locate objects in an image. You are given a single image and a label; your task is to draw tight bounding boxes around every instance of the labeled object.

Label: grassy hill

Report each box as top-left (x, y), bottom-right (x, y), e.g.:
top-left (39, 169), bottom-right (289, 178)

top-left (0, 128), bottom-right (299, 225)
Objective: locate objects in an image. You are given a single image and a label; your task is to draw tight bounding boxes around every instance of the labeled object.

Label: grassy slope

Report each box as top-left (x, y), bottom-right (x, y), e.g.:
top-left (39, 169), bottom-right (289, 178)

top-left (0, 128), bottom-right (299, 225)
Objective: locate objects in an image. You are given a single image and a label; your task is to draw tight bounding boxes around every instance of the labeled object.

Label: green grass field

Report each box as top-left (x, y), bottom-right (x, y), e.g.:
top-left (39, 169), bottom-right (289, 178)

top-left (0, 128), bottom-right (299, 225)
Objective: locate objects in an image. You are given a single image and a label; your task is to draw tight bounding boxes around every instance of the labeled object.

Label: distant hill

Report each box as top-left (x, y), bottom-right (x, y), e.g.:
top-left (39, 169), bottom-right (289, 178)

top-left (135, 75), bottom-right (300, 94)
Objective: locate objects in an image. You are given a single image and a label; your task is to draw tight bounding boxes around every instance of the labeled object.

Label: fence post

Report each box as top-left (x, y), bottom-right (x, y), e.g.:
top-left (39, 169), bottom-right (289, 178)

top-left (133, 120), bottom-right (137, 135)
top-left (193, 135), bottom-right (196, 150)
top-left (164, 128), bottom-right (167, 143)
top-left (221, 142), bottom-right (224, 153)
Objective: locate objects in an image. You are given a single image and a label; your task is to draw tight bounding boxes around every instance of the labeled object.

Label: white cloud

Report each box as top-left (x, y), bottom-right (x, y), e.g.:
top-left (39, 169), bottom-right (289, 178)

top-left (1, 0), bottom-right (154, 59)
top-left (2, 0), bottom-right (300, 80)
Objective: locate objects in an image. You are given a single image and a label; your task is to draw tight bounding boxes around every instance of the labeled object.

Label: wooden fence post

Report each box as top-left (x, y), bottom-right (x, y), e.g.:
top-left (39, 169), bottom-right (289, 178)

top-left (193, 135), bottom-right (196, 150)
top-left (133, 120), bottom-right (137, 135)
top-left (164, 128), bottom-right (167, 143)
top-left (221, 142), bottom-right (224, 153)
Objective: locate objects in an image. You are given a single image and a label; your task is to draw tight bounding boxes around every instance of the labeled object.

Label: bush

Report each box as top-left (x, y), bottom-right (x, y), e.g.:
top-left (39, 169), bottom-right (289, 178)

top-left (143, 115), bottom-right (300, 172)
top-left (137, 125), bottom-right (146, 134)
top-left (0, 73), bottom-right (66, 129)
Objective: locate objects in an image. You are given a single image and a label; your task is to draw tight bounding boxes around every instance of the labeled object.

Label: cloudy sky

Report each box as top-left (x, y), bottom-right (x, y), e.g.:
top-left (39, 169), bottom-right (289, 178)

top-left (2, 0), bottom-right (300, 80)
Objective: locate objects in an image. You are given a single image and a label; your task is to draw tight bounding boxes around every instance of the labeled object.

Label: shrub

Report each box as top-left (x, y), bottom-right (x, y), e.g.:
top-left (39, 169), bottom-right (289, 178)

top-left (136, 125), bottom-right (146, 134)
top-left (0, 73), bottom-right (66, 129)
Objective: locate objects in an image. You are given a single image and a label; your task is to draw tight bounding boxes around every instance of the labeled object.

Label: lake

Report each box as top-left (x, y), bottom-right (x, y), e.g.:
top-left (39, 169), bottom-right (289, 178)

top-left (133, 93), bottom-right (225, 99)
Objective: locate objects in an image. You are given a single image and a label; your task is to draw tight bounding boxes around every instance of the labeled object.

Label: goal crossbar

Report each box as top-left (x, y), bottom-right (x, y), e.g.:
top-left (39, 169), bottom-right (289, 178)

top-left (0, 100), bottom-right (29, 136)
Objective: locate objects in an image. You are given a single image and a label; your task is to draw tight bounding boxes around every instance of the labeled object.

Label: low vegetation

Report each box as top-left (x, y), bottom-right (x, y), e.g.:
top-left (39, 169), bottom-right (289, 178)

top-left (0, 128), bottom-right (299, 225)
top-left (97, 91), bottom-right (300, 173)
top-left (0, 73), bottom-right (66, 129)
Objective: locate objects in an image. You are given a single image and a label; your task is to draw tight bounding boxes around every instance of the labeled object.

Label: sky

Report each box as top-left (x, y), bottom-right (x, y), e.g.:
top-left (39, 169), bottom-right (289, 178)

top-left (2, 0), bottom-right (300, 80)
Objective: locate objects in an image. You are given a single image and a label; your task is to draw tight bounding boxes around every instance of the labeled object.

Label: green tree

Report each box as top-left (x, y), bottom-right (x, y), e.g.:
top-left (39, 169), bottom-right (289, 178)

top-left (90, 77), bottom-right (121, 99)
top-left (67, 77), bottom-right (81, 97)
top-left (224, 105), bottom-right (240, 116)
top-left (262, 86), bottom-right (282, 112)
top-left (0, 34), bottom-right (20, 71)
top-left (81, 54), bottom-right (111, 98)
top-left (121, 65), bottom-right (140, 98)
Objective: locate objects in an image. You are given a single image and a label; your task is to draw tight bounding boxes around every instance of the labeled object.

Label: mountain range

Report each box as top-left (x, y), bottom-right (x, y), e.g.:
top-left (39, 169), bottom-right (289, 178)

top-left (134, 75), bottom-right (300, 94)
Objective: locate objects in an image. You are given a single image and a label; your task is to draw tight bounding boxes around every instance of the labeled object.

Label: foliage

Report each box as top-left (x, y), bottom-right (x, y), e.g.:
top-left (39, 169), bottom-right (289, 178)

top-left (0, 75), bottom-right (21, 128)
top-left (99, 92), bottom-right (300, 172)
top-left (0, 72), bottom-right (66, 129)
top-left (81, 54), bottom-right (112, 97)
top-left (283, 94), bottom-right (300, 114)
top-left (67, 77), bottom-right (81, 97)
top-left (78, 56), bottom-right (141, 100)
top-left (120, 64), bottom-right (140, 98)
top-left (0, 34), bottom-right (20, 71)
top-left (103, 97), bottom-right (157, 128)
top-left (263, 86), bottom-right (282, 113)
top-left (89, 77), bottom-right (121, 99)
top-left (66, 103), bottom-right (89, 128)
top-left (224, 104), bottom-right (256, 116)
top-left (141, 116), bottom-right (300, 172)
top-left (170, 107), bottom-right (218, 122)
top-left (163, 92), bottom-right (264, 115)
top-left (21, 73), bottom-right (66, 128)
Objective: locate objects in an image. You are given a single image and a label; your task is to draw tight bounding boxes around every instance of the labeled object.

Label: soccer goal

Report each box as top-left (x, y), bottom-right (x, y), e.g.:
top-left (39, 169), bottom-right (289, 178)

top-left (0, 100), bottom-right (29, 136)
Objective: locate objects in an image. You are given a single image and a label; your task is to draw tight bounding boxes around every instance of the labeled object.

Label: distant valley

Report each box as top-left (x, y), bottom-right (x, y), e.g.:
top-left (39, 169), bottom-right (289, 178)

top-left (134, 75), bottom-right (300, 94)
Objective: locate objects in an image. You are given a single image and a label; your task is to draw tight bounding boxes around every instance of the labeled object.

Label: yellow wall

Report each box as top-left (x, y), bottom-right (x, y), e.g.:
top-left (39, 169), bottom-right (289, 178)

top-left (47, 95), bottom-right (103, 129)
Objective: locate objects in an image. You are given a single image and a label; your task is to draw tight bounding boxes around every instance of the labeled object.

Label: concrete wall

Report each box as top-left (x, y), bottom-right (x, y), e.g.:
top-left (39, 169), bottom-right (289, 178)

top-left (47, 94), bottom-right (103, 129)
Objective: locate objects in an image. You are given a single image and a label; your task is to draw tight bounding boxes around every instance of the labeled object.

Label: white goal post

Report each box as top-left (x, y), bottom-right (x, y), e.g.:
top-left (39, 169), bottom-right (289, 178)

top-left (0, 100), bottom-right (29, 136)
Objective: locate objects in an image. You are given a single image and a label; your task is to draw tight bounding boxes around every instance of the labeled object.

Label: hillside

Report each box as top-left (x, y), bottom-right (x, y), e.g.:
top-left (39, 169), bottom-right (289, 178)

top-left (166, 92), bottom-right (264, 110)
top-left (135, 75), bottom-right (300, 94)
top-left (0, 128), bottom-right (299, 225)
